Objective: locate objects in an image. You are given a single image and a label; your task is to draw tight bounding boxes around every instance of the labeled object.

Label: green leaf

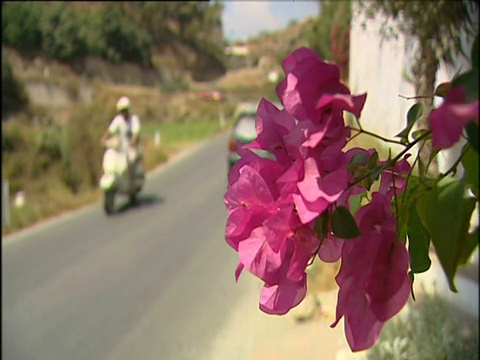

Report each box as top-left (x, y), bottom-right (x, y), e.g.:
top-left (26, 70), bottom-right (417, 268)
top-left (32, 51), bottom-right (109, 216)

top-left (370, 160), bottom-right (391, 182)
top-left (349, 152), bottom-right (368, 166)
top-left (396, 175), bottom-right (420, 232)
top-left (411, 129), bottom-right (430, 140)
top-left (367, 150), bottom-right (379, 170)
top-left (428, 148), bottom-right (440, 169)
top-left (417, 155), bottom-right (426, 177)
top-left (408, 271), bottom-right (416, 301)
top-left (461, 144), bottom-right (479, 197)
top-left (416, 177), bottom-right (477, 292)
top-left (465, 122), bottom-right (479, 154)
top-left (451, 68), bottom-right (479, 102)
top-left (434, 82), bottom-right (450, 98)
top-left (331, 205), bottom-right (361, 239)
top-left (395, 103), bottom-right (423, 142)
top-left (471, 33), bottom-right (478, 69)
top-left (314, 210), bottom-right (330, 240)
top-left (348, 192), bottom-right (365, 215)
top-left (407, 103), bottom-right (423, 125)
top-left (407, 201), bottom-right (431, 273)
top-left (458, 228), bottom-right (479, 266)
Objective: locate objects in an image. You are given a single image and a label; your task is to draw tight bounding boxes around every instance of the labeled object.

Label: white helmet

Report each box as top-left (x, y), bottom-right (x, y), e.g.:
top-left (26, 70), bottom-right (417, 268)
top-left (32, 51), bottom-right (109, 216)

top-left (116, 96), bottom-right (131, 112)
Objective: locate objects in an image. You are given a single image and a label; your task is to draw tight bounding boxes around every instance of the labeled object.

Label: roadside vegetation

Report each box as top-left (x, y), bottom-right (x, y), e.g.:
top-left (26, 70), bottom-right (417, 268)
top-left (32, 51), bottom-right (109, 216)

top-left (1, 1), bottom-right (352, 236)
top-left (1, 75), bottom-right (239, 235)
top-left (1, 1), bottom-right (225, 73)
top-left (367, 290), bottom-right (479, 360)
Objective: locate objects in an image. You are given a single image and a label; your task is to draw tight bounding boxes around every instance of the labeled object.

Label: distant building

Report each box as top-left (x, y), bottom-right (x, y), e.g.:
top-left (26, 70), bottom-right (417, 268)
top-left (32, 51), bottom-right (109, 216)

top-left (225, 45), bottom-right (250, 57)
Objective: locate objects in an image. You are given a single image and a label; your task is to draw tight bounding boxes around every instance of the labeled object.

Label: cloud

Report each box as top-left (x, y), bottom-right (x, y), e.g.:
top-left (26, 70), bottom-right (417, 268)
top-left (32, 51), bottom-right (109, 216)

top-left (223, 2), bottom-right (281, 41)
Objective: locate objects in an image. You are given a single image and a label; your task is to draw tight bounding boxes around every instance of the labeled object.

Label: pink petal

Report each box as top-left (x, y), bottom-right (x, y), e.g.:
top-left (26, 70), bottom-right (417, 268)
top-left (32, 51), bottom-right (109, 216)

top-left (259, 276), bottom-right (307, 315)
top-left (235, 262), bottom-right (244, 282)
top-left (318, 234), bottom-right (344, 262)
top-left (428, 87), bottom-right (479, 149)
top-left (238, 227), bottom-right (283, 282)
top-left (366, 239), bottom-right (411, 321)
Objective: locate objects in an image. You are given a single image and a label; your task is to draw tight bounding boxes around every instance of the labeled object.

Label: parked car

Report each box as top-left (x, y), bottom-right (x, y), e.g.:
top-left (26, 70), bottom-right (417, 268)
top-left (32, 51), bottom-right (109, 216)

top-left (227, 101), bottom-right (279, 170)
top-left (198, 89), bottom-right (226, 102)
top-left (227, 108), bottom-right (257, 170)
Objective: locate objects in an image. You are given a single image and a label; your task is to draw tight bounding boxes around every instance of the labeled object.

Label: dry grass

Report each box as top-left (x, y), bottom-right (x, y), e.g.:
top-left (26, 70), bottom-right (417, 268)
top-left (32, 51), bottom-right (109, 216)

top-left (215, 66), bottom-right (268, 90)
top-left (307, 259), bottom-right (341, 293)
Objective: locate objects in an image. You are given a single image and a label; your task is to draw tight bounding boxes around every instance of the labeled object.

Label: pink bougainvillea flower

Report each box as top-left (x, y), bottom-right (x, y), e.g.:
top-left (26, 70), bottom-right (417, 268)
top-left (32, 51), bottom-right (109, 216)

top-left (259, 276), bottom-right (307, 315)
top-left (317, 233), bottom-right (345, 262)
top-left (227, 148), bottom-right (285, 191)
top-left (316, 179), bottom-right (368, 264)
top-left (295, 157), bottom-right (349, 224)
top-left (378, 154), bottom-right (412, 198)
top-left (238, 205), bottom-right (319, 282)
top-left (316, 92), bottom-right (368, 119)
top-left (225, 161), bottom-right (276, 212)
top-left (237, 226), bottom-right (285, 283)
top-left (331, 192), bottom-right (411, 351)
top-left (365, 236), bottom-right (411, 322)
top-left (429, 86), bottom-right (479, 149)
top-left (225, 164), bottom-right (279, 250)
top-left (234, 202), bottom-right (319, 314)
top-left (276, 47), bottom-right (350, 122)
top-left (243, 98), bottom-right (296, 157)
top-left (331, 277), bottom-right (385, 351)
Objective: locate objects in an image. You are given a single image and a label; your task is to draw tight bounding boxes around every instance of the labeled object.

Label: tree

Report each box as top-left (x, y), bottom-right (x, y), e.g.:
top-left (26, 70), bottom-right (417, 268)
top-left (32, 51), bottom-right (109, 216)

top-left (98, 3), bottom-right (153, 67)
top-left (2, 53), bottom-right (29, 117)
top-left (40, 2), bottom-right (89, 61)
top-left (358, 0), bottom-right (479, 171)
top-left (2, 1), bottom-right (43, 51)
top-left (305, 1), bottom-right (351, 79)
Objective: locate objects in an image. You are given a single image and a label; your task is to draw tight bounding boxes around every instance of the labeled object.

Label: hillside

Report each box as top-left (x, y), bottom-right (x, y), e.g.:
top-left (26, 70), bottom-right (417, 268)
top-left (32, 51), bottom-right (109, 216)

top-left (1, 12), bottom-right (319, 234)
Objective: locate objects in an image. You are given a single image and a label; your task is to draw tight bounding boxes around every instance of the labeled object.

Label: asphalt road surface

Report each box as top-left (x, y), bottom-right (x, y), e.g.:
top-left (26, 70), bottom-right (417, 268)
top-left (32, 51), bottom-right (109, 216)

top-left (2, 132), bottom-right (256, 360)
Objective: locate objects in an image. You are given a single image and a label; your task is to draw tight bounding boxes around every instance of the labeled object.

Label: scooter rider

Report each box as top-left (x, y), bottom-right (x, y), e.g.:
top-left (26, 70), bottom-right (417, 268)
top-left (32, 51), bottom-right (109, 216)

top-left (101, 96), bottom-right (142, 188)
top-left (102, 96), bottom-right (140, 149)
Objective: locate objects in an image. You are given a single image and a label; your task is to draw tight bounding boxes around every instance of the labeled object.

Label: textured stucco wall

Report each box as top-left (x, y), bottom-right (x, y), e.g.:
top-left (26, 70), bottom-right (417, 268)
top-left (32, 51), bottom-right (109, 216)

top-left (349, 2), bottom-right (476, 172)
top-left (349, 5), bottom-right (415, 156)
top-left (349, 2), bottom-right (479, 309)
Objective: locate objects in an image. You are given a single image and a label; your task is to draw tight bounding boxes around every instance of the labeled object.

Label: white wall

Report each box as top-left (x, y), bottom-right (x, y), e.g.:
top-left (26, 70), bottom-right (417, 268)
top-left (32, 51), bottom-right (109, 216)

top-left (349, 3), bottom-right (415, 155)
top-left (349, 2), bottom-right (477, 172)
top-left (349, 1), bottom-right (479, 309)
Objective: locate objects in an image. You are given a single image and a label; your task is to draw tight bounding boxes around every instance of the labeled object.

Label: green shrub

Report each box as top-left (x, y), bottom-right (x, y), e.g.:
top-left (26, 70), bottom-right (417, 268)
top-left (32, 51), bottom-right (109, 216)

top-left (40, 3), bottom-right (89, 61)
top-left (2, 2), bottom-right (43, 51)
top-left (99, 3), bottom-right (153, 67)
top-left (36, 124), bottom-right (63, 162)
top-left (160, 78), bottom-right (191, 93)
top-left (2, 158), bottom-right (27, 193)
top-left (61, 157), bottom-right (82, 194)
top-left (2, 122), bottom-right (26, 152)
top-left (65, 102), bottom-right (111, 189)
top-left (2, 54), bottom-right (29, 116)
top-left (367, 291), bottom-right (479, 360)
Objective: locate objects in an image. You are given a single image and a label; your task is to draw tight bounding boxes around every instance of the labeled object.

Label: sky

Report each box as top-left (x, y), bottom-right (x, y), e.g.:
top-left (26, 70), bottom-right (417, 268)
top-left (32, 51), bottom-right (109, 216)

top-left (222, 1), bottom-right (320, 42)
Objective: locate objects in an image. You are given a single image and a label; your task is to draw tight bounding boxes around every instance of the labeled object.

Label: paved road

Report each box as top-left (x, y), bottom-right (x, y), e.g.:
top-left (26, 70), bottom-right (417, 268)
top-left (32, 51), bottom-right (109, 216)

top-left (2, 132), bottom-right (253, 360)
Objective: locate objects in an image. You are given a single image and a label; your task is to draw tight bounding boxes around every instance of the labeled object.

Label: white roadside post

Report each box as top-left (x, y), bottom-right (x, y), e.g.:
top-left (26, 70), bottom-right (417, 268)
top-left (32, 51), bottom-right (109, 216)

top-left (219, 103), bottom-right (226, 129)
top-left (2, 179), bottom-right (10, 228)
top-left (154, 130), bottom-right (161, 147)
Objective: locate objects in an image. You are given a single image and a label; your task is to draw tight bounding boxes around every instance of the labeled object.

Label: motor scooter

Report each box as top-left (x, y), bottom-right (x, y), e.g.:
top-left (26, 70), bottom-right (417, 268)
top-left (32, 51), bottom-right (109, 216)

top-left (99, 136), bottom-right (145, 215)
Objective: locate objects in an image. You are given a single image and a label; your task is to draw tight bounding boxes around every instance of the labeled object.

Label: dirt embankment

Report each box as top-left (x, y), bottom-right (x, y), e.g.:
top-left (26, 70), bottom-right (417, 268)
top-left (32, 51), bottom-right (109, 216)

top-left (5, 45), bottom-right (279, 127)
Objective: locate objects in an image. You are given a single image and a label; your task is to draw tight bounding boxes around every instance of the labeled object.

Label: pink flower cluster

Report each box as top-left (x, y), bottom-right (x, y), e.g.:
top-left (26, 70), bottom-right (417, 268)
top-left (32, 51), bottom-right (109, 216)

top-left (428, 86), bottom-right (479, 149)
top-left (224, 48), bottom-right (412, 351)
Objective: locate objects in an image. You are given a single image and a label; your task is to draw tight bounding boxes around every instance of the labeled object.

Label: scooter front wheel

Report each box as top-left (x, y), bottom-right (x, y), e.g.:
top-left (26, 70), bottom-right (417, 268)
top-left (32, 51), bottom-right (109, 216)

top-left (104, 190), bottom-right (116, 215)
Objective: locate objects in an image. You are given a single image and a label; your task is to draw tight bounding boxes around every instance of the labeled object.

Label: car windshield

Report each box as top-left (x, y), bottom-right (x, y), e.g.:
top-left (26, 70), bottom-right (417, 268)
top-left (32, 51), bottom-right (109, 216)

top-left (234, 116), bottom-right (257, 140)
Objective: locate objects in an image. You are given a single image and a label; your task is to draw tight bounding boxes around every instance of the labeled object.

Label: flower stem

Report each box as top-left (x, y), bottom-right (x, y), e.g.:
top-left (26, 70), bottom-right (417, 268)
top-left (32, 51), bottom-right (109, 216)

top-left (348, 130), bottom-right (432, 189)
top-left (350, 127), bottom-right (407, 146)
top-left (437, 145), bottom-right (470, 180)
